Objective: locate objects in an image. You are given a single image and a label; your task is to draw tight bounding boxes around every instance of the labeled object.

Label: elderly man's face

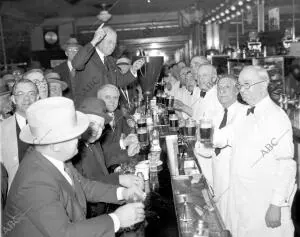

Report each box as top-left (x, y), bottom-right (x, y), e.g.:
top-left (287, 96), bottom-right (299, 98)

top-left (65, 46), bottom-right (79, 61)
top-left (197, 65), bottom-right (215, 91)
top-left (98, 31), bottom-right (117, 56)
top-left (54, 138), bottom-right (79, 161)
top-left (186, 72), bottom-right (196, 92)
top-left (179, 69), bottom-right (188, 86)
top-left (49, 82), bottom-right (62, 97)
top-left (85, 114), bottom-right (105, 143)
top-left (118, 64), bottom-right (131, 75)
top-left (26, 74), bottom-right (48, 99)
top-left (238, 68), bottom-right (267, 106)
top-left (190, 57), bottom-right (208, 77)
top-left (217, 78), bottom-right (238, 108)
top-left (12, 82), bottom-right (38, 115)
top-left (98, 88), bottom-right (119, 112)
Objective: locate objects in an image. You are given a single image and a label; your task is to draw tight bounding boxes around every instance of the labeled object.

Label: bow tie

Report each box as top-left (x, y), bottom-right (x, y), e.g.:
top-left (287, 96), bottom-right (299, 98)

top-left (246, 106), bottom-right (255, 116)
top-left (200, 90), bottom-right (206, 98)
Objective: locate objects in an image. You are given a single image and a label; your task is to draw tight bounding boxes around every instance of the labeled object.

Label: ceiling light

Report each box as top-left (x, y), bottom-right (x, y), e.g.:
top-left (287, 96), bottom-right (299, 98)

top-left (240, 9), bottom-right (245, 12)
top-left (225, 9), bottom-right (230, 14)
top-left (212, 9), bottom-right (216, 13)
top-left (231, 13), bottom-right (236, 18)
top-left (147, 0), bottom-right (151, 3)
top-left (220, 3), bottom-right (225, 7)
top-left (246, 4), bottom-right (251, 10)
top-left (212, 17), bottom-right (216, 21)
top-left (216, 15), bottom-right (220, 19)
top-left (231, 6), bottom-right (236, 11)
top-left (226, 16), bottom-right (230, 20)
top-left (246, 0), bottom-right (251, 2)
top-left (220, 12), bottom-right (225, 16)
top-left (236, 11), bottom-right (241, 16)
top-left (238, 1), bottom-right (243, 6)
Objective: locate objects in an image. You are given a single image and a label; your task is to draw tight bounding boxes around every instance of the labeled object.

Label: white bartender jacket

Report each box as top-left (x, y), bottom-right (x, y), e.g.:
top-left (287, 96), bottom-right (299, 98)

top-left (214, 95), bottom-right (296, 237)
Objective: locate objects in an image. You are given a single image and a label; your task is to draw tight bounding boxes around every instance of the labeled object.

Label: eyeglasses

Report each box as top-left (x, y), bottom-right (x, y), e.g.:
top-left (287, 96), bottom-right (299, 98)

top-left (236, 80), bottom-right (267, 91)
top-left (14, 91), bottom-right (37, 99)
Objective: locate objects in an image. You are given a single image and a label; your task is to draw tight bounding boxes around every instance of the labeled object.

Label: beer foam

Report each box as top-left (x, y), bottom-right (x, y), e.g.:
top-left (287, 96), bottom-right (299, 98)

top-left (200, 123), bottom-right (212, 129)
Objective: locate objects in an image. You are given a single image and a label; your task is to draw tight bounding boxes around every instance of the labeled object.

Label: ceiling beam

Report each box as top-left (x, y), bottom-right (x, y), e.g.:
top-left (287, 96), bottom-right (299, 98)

top-left (120, 35), bottom-right (189, 45)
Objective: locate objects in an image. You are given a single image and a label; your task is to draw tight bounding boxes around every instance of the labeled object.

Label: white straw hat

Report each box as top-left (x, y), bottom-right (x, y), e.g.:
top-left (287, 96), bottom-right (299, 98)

top-left (20, 97), bottom-right (89, 144)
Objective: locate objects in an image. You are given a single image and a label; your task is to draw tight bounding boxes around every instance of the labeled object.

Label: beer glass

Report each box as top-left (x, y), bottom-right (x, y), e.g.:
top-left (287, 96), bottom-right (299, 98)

top-left (161, 93), bottom-right (167, 106)
top-left (166, 95), bottom-right (174, 108)
top-left (137, 118), bottom-right (147, 129)
top-left (156, 93), bottom-right (162, 105)
top-left (184, 119), bottom-right (196, 139)
top-left (137, 127), bottom-right (149, 147)
top-left (199, 118), bottom-right (213, 144)
top-left (169, 114), bottom-right (179, 132)
top-left (178, 119), bottom-right (185, 136)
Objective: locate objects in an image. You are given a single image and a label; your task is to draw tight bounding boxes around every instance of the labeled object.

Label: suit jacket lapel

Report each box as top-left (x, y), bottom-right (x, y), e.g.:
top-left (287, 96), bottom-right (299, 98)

top-left (92, 143), bottom-right (109, 175)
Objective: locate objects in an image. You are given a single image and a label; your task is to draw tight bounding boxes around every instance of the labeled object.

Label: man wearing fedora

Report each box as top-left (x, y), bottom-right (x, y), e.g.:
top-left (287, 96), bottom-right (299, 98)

top-left (1, 79), bottom-right (39, 190)
top-left (3, 97), bottom-right (145, 237)
top-left (73, 97), bottom-right (144, 217)
top-left (54, 37), bottom-right (81, 99)
top-left (97, 84), bottom-right (140, 172)
top-left (45, 72), bottom-right (68, 97)
top-left (72, 26), bottom-right (145, 104)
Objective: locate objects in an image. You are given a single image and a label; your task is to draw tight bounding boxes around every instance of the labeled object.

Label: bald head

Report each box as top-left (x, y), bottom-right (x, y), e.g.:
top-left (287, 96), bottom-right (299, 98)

top-left (238, 66), bottom-right (269, 106)
top-left (97, 84), bottom-right (120, 112)
top-left (97, 26), bottom-right (117, 56)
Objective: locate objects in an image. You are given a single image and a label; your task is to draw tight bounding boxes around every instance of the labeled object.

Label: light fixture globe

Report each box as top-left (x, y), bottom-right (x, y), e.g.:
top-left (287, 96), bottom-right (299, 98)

top-left (97, 10), bottom-right (112, 22)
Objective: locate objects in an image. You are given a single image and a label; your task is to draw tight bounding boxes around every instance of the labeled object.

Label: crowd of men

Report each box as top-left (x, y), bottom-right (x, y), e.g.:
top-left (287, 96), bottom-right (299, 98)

top-left (0, 23), bottom-right (298, 237)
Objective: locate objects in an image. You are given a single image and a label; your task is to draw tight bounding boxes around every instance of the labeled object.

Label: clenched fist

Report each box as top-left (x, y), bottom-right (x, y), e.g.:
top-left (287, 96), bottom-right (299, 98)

top-left (131, 58), bottom-right (145, 75)
top-left (127, 143), bottom-right (140, 157)
top-left (114, 202), bottom-right (145, 228)
top-left (91, 25), bottom-right (107, 47)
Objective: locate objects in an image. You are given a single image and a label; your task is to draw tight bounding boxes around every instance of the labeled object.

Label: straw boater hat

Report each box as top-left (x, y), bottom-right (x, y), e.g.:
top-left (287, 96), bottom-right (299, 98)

top-left (45, 72), bottom-right (68, 91)
top-left (20, 97), bottom-right (89, 144)
top-left (116, 57), bottom-right (132, 66)
top-left (62, 37), bottom-right (81, 51)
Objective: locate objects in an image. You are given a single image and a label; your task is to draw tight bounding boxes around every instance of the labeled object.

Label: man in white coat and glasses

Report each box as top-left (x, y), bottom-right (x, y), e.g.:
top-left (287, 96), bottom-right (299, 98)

top-left (211, 66), bottom-right (296, 237)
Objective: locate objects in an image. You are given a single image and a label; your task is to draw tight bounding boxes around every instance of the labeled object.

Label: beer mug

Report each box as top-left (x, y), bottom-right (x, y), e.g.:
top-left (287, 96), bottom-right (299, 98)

top-left (169, 114), bottom-right (179, 132)
top-left (166, 95), bottom-right (174, 108)
top-left (137, 118), bottom-right (147, 129)
top-left (199, 118), bottom-right (213, 144)
top-left (184, 118), bottom-right (196, 139)
top-left (178, 119), bottom-right (185, 136)
top-left (137, 127), bottom-right (149, 147)
top-left (156, 92), bottom-right (162, 105)
top-left (161, 93), bottom-right (167, 106)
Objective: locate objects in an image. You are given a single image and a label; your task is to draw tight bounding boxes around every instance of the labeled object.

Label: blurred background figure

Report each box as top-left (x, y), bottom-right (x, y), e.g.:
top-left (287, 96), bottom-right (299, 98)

top-left (45, 72), bottom-right (68, 97)
top-left (23, 69), bottom-right (48, 99)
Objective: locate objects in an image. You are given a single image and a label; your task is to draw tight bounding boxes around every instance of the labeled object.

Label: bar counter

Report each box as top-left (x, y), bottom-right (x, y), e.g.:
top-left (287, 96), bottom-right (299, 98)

top-left (117, 135), bottom-right (229, 237)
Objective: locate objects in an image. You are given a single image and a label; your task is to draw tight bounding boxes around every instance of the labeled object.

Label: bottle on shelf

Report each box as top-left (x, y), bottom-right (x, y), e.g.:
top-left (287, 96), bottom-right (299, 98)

top-left (193, 218), bottom-right (209, 237)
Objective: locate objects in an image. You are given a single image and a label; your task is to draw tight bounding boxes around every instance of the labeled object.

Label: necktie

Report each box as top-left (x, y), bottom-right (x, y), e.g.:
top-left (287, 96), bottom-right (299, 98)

top-left (108, 112), bottom-right (115, 130)
top-left (64, 164), bottom-right (74, 187)
top-left (103, 57), bottom-right (109, 71)
top-left (215, 108), bottom-right (228, 156)
top-left (246, 106), bottom-right (255, 116)
top-left (200, 90), bottom-right (206, 98)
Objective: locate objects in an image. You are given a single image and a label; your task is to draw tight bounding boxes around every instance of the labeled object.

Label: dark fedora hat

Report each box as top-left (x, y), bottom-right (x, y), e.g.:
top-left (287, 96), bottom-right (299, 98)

top-left (77, 97), bottom-right (112, 124)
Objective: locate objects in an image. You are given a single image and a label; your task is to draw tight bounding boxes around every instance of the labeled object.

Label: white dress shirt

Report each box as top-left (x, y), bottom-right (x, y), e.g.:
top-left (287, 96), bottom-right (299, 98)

top-left (43, 154), bottom-right (125, 232)
top-left (191, 85), bottom-right (223, 121)
top-left (67, 60), bottom-right (73, 72)
top-left (213, 96), bottom-right (296, 237)
top-left (15, 113), bottom-right (27, 130)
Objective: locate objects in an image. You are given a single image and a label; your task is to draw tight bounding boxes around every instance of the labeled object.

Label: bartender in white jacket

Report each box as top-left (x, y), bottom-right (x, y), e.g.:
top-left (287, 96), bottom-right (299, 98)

top-left (213, 66), bottom-right (296, 237)
top-left (174, 64), bottom-right (223, 121)
top-left (211, 75), bottom-right (247, 227)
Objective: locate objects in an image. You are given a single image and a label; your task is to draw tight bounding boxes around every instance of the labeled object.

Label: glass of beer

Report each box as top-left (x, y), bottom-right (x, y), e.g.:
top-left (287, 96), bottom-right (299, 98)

top-left (169, 114), bottom-right (179, 132)
top-left (137, 127), bottom-right (149, 147)
top-left (184, 119), bottom-right (196, 139)
top-left (156, 92), bottom-right (162, 105)
top-left (137, 118), bottom-right (147, 129)
top-left (199, 118), bottom-right (213, 144)
top-left (161, 93), bottom-right (167, 106)
top-left (166, 95), bottom-right (174, 108)
top-left (178, 119), bottom-right (185, 136)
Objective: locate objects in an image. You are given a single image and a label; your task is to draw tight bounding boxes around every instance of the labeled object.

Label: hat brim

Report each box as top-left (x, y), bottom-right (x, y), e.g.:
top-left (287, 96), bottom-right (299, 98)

top-left (20, 111), bottom-right (89, 144)
top-left (47, 79), bottom-right (68, 91)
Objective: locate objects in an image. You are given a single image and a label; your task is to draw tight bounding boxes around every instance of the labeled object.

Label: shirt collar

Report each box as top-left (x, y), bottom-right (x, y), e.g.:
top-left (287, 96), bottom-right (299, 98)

top-left (15, 113), bottom-right (26, 129)
top-left (95, 47), bottom-right (105, 63)
top-left (43, 154), bottom-right (65, 172)
top-left (251, 95), bottom-right (272, 115)
top-left (225, 101), bottom-right (238, 112)
top-left (67, 60), bottom-right (73, 71)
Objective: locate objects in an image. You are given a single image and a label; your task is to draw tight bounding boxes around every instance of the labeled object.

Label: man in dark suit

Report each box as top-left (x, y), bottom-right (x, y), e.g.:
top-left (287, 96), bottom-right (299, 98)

top-left (72, 97), bottom-right (144, 217)
top-left (3, 97), bottom-right (145, 237)
top-left (1, 79), bottom-right (39, 190)
top-left (97, 84), bottom-right (140, 172)
top-left (53, 38), bottom-right (81, 99)
top-left (72, 25), bottom-right (145, 104)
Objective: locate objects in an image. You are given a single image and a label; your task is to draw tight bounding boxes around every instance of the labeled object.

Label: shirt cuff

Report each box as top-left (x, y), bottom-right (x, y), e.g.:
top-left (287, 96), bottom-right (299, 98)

top-left (130, 67), bottom-right (137, 77)
top-left (119, 138), bottom-right (126, 150)
top-left (108, 213), bottom-right (121, 232)
top-left (116, 187), bottom-right (126, 200)
top-left (271, 192), bottom-right (289, 207)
